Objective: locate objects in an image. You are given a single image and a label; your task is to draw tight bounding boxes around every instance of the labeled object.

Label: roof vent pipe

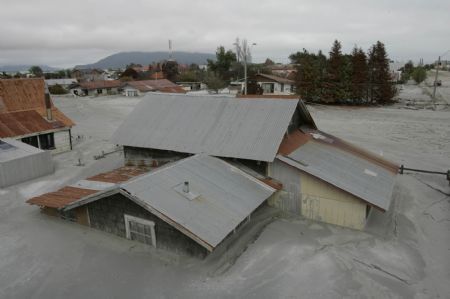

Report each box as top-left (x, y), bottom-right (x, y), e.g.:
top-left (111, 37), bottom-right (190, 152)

top-left (183, 181), bottom-right (189, 193)
top-left (44, 83), bottom-right (53, 121)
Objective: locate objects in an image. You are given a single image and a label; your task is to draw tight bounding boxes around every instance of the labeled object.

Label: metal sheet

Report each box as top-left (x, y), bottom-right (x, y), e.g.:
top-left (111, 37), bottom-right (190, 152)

top-left (112, 94), bottom-right (299, 162)
top-left (278, 140), bottom-right (396, 211)
top-left (120, 155), bottom-right (275, 248)
top-left (27, 166), bottom-right (148, 208)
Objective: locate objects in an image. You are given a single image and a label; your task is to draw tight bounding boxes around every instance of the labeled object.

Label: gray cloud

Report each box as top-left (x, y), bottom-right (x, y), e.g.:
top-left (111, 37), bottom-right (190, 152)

top-left (1, 0), bottom-right (449, 68)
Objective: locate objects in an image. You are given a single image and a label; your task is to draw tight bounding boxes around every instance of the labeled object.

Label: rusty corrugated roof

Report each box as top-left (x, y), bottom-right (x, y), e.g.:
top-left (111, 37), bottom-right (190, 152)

top-left (0, 110), bottom-right (57, 138)
top-left (126, 80), bottom-right (186, 93)
top-left (0, 78), bottom-right (74, 134)
top-left (27, 166), bottom-right (148, 208)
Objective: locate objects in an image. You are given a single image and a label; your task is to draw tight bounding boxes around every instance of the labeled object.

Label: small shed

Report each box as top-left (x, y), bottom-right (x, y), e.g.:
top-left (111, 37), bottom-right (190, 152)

top-left (270, 129), bottom-right (398, 230)
top-left (0, 138), bottom-right (54, 188)
top-left (28, 155), bottom-right (276, 257)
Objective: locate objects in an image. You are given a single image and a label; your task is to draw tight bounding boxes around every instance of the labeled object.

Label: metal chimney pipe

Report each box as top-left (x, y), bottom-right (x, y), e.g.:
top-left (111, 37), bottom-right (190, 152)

top-left (183, 181), bottom-right (189, 193)
top-left (44, 83), bottom-right (53, 121)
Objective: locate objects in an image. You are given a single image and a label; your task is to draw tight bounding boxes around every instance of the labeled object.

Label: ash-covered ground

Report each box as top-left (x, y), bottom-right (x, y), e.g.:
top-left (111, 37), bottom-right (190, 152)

top-left (0, 74), bottom-right (449, 299)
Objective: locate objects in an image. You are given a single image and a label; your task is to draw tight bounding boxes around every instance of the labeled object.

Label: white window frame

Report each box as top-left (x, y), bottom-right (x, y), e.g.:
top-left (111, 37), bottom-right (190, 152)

top-left (124, 214), bottom-right (156, 248)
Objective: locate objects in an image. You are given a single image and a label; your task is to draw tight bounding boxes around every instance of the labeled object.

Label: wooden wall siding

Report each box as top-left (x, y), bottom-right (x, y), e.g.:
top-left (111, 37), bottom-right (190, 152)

top-left (269, 160), bottom-right (367, 230)
top-left (299, 171), bottom-right (367, 229)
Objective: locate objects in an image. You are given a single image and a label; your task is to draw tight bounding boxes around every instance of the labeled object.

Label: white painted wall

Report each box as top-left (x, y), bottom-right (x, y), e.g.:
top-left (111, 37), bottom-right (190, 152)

top-left (53, 130), bottom-right (72, 154)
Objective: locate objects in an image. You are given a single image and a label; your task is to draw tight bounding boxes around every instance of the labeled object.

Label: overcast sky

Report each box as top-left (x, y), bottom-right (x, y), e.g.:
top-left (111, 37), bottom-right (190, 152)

top-left (1, 0), bottom-right (449, 68)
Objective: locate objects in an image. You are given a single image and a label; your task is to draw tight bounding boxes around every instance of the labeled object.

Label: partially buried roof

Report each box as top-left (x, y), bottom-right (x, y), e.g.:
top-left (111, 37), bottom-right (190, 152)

top-left (277, 130), bottom-right (398, 211)
top-left (27, 166), bottom-right (148, 209)
top-left (125, 79), bottom-right (186, 93)
top-left (112, 94), bottom-right (299, 162)
top-left (66, 155), bottom-right (276, 251)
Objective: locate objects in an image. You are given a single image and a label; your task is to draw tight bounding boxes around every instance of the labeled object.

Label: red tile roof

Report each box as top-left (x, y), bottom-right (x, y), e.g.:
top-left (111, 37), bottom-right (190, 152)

top-left (27, 166), bottom-right (148, 209)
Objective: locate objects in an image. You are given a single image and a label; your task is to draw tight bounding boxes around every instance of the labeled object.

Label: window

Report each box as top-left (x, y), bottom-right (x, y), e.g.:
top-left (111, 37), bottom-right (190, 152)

top-left (38, 133), bottom-right (55, 150)
top-left (261, 83), bottom-right (274, 94)
top-left (97, 89), bottom-right (103, 94)
top-left (22, 136), bottom-right (39, 148)
top-left (124, 214), bottom-right (156, 247)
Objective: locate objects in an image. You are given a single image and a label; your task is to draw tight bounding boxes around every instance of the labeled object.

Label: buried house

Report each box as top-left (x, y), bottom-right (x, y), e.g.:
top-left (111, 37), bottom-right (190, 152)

top-left (0, 78), bottom-right (74, 153)
top-left (112, 94), bottom-right (398, 230)
top-left (28, 155), bottom-right (276, 256)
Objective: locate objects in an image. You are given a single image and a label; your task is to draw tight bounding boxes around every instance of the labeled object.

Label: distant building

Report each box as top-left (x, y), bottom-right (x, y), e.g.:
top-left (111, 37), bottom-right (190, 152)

top-left (122, 79), bottom-right (186, 97)
top-left (0, 78), bottom-right (74, 153)
top-left (251, 73), bottom-right (295, 95)
top-left (176, 81), bottom-right (207, 91)
top-left (71, 69), bottom-right (103, 82)
top-left (70, 80), bottom-right (121, 96)
top-left (45, 78), bottom-right (78, 90)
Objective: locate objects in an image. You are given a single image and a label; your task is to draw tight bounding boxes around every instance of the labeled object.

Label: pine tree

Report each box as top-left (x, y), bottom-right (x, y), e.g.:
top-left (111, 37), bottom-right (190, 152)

top-left (324, 40), bottom-right (345, 103)
top-left (368, 41), bottom-right (396, 104)
top-left (289, 49), bottom-right (324, 102)
top-left (350, 47), bottom-right (368, 104)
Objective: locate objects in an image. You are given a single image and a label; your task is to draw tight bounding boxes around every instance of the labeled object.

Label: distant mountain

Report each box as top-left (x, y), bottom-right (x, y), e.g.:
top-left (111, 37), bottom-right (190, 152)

top-left (0, 64), bottom-right (60, 73)
top-left (75, 51), bottom-right (215, 70)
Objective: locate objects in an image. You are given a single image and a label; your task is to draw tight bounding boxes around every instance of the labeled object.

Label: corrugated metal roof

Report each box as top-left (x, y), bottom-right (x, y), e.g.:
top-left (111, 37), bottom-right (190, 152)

top-left (117, 155), bottom-right (275, 250)
top-left (0, 78), bottom-right (74, 131)
top-left (78, 80), bottom-right (121, 90)
top-left (45, 79), bottom-right (78, 86)
top-left (27, 166), bottom-right (148, 208)
top-left (278, 140), bottom-right (396, 211)
top-left (112, 94), bottom-right (299, 162)
top-left (125, 79), bottom-right (185, 93)
top-left (254, 73), bottom-right (295, 84)
top-left (0, 110), bottom-right (68, 138)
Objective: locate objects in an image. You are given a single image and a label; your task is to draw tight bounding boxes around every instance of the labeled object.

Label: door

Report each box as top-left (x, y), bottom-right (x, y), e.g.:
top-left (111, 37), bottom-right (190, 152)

top-left (124, 214), bottom-right (156, 247)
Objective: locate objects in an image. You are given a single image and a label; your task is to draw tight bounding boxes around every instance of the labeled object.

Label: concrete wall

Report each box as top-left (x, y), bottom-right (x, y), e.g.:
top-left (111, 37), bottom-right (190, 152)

top-left (268, 160), bottom-right (368, 230)
top-left (53, 130), bottom-right (72, 154)
top-left (85, 193), bottom-right (208, 258)
top-left (0, 149), bottom-right (54, 188)
top-left (124, 146), bottom-right (190, 168)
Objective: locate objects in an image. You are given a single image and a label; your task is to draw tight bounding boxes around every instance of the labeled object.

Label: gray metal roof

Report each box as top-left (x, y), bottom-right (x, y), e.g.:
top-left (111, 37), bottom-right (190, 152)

top-left (120, 154), bottom-right (275, 250)
top-left (277, 141), bottom-right (396, 211)
top-left (111, 94), bottom-right (299, 162)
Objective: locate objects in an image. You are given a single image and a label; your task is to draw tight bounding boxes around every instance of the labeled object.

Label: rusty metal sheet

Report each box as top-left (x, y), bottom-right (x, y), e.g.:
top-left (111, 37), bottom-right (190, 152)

top-left (27, 166), bottom-right (148, 208)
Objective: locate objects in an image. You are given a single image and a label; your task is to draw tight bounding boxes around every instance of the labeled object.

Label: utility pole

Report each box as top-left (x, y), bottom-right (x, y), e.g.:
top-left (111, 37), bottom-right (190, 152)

top-left (233, 38), bottom-right (257, 95)
top-left (432, 56), bottom-right (440, 100)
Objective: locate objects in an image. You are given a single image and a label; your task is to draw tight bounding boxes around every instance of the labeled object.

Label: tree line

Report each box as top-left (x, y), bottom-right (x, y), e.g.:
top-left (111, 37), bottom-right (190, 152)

top-left (290, 40), bottom-right (396, 105)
